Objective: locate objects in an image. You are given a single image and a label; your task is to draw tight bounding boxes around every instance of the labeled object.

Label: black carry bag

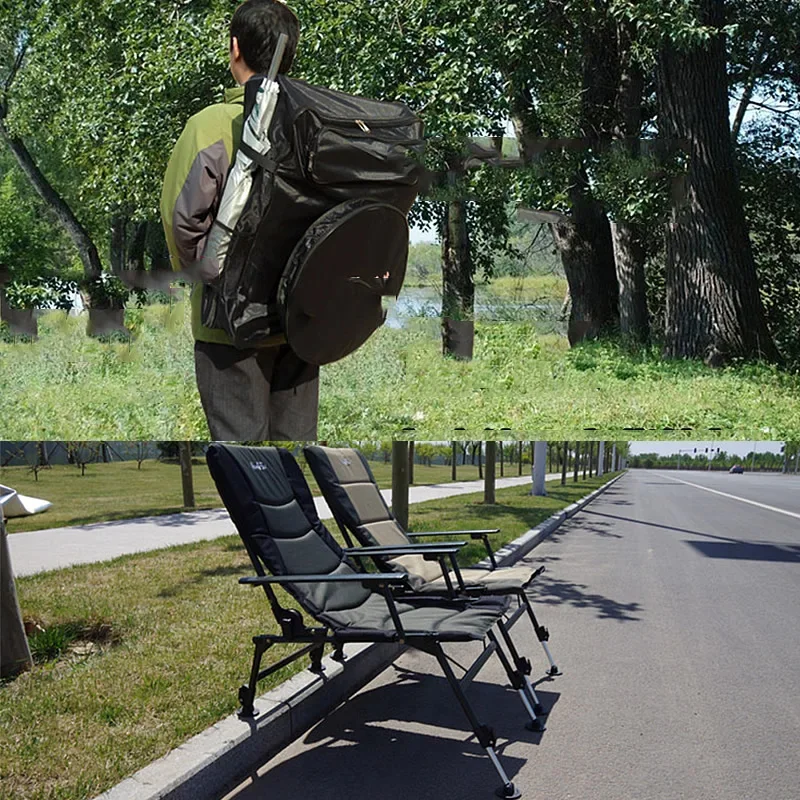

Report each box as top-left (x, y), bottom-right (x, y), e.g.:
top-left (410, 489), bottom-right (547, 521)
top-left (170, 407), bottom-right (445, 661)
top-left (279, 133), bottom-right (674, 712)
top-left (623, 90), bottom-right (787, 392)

top-left (202, 75), bottom-right (425, 365)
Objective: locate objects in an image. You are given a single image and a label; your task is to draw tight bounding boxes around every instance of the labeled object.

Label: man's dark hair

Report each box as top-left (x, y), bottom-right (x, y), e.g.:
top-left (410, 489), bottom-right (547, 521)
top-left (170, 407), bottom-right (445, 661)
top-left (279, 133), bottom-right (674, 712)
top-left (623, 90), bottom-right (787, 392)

top-left (230, 0), bottom-right (300, 75)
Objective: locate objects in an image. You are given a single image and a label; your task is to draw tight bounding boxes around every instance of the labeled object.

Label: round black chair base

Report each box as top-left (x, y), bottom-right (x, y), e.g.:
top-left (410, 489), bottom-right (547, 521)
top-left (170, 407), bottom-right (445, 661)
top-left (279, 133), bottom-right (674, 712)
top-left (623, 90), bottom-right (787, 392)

top-left (525, 719), bottom-right (546, 733)
top-left (496, 782), bottom-right (521, 799)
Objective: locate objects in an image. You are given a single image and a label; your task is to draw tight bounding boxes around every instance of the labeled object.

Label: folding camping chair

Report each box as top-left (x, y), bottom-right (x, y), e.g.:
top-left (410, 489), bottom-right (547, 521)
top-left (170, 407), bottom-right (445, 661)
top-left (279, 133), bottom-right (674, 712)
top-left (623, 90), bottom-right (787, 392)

top-left (207, 443), bottom-right (547, 799)
top-left (304, 445), bottom-right (559, 677)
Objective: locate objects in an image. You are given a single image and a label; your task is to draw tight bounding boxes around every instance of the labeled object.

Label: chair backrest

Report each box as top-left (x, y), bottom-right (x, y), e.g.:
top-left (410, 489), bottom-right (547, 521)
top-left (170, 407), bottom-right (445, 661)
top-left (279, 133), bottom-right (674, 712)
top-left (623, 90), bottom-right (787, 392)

top-left (303, 446), bottom-right (410, 546)
top-left (206, 444), bottom-right (372, 619)
top-left (304, 446), bottom-right (442, 584)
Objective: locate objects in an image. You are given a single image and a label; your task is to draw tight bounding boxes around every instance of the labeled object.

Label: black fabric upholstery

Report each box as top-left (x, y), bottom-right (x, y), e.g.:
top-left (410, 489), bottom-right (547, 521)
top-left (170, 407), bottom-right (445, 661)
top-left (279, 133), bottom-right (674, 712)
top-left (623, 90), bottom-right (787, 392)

top-left (207, 444), bottom-right (370, 616)
top-left (206, 444), bottom-right (510, 641)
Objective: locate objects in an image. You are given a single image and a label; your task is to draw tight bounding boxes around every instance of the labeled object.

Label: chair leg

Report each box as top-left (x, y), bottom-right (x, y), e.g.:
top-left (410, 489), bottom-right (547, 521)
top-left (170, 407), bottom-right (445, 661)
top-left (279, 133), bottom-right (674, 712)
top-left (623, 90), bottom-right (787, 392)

top-left (496, 620), bottom-right (547, 719)
top-left (431, 643), bottom-right (522, 799)
top-left (519, 592), bottom-right (559, 676)
top-left (487, 630), bottom-right (545, 733)
top-left (238, 638), bottom-right (269, 718)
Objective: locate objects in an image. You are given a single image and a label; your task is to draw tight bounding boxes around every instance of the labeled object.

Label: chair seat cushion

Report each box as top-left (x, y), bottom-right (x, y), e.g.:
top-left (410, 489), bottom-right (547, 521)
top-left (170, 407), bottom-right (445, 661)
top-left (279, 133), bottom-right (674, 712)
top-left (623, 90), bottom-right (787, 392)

top-left (320, 593), bottom-right (510, 642)
top-left (424, 564), bottom-right (538, 594)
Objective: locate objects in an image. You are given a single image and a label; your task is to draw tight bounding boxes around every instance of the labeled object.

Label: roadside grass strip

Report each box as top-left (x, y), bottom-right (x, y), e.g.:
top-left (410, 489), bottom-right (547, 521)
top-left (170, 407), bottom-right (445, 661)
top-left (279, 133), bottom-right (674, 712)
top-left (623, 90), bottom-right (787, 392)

top-left (1, 474), bottom-right (615, 800)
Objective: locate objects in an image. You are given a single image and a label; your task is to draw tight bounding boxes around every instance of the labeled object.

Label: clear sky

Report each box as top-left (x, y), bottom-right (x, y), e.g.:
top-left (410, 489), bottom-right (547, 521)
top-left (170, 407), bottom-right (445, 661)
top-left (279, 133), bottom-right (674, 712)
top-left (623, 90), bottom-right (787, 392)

top-left (628, 441), bottom-right (785, 457)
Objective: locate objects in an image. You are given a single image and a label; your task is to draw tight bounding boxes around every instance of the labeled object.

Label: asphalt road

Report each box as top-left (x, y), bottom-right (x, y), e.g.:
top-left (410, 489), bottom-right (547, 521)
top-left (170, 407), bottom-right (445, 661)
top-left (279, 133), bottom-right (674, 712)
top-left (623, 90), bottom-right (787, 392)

top-left (223, 469), bottom-right (800, 800)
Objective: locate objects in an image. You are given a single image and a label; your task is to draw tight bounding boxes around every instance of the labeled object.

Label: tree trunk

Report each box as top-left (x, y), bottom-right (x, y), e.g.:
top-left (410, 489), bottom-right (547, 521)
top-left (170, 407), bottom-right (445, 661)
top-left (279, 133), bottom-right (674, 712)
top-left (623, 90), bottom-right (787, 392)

top-left (561, 441), bottom-right (569, 485)
top-left (531, 441), bottom-right (547, 496)
top-left (484, 441), bottom-right (496, 504)
top-left (574, 442), bottom-right (580, 482)
top-left (451, 441), bottom-right (457, 481)
top-left (657, 1), bottom-right (780, 365)
top-left (408, 441), bottom-right (415, 486)
top-left (0, 120), bottom-right (102, 281)
top-left (551, 172), bottom-right (620, 345)
top-left (551, 10), bottom-right (622, 345)
top-left (178, 442), bottom-right (195, 509)
top-left (391, 441), bottom-right (409, 529)
top-left (441, 184), bottom-right (475, 360)
top-left (611, 21), bottom-right (650, 344)
top-left (611, 220), bottom-right (649, 340)
top-left (126, 222), bottom-right (148, 272)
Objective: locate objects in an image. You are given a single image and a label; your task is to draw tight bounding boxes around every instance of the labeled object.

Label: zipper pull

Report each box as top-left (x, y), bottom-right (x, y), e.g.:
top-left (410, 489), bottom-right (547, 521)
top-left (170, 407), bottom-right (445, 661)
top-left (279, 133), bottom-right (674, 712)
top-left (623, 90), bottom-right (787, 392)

top-left (355, 119), bottom-right (370, 133)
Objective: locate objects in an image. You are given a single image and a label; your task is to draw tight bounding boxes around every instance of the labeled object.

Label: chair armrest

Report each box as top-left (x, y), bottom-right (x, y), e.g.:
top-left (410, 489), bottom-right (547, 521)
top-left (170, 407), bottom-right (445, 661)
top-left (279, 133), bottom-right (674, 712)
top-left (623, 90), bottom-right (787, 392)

top-left (343, 543), bottom-right (465, 557)
top-left (408, 529), bottom-right (501, 568)
top-left (239, 573), bottom-right (410, 589)
top-left (408, 528), bottom-right (500, 538)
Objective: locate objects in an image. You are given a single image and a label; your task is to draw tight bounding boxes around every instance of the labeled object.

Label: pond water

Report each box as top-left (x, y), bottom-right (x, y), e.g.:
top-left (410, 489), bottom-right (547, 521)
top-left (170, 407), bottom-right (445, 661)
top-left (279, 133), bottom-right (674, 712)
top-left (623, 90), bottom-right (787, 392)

top-left (384, 285), bottom-right (566, 335)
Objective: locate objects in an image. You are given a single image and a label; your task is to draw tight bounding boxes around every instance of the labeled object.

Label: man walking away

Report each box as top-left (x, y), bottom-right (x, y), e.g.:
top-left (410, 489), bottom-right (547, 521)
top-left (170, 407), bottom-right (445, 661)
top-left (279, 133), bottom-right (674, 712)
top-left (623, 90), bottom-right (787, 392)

top-left (161, 0), bottom-right (318, 440)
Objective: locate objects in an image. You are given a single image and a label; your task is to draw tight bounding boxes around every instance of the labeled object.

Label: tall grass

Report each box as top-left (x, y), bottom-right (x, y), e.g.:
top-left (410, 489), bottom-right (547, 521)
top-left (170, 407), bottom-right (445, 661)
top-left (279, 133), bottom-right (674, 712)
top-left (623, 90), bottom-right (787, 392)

top-left (1, 303), bottom-right (798, 439)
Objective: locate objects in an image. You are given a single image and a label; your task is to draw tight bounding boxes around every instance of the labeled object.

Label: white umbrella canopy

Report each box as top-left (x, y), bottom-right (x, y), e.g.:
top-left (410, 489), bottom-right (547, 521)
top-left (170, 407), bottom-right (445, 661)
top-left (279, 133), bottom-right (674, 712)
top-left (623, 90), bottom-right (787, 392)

top-left (0, 484), bottom-right (52, 518)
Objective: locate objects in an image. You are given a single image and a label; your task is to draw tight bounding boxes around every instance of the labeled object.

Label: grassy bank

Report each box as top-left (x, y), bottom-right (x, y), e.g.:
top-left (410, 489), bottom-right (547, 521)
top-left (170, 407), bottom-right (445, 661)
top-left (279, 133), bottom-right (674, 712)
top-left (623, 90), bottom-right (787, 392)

top-left (1, 304), bottom-right (798, 438)
top-left (1, 458), bottom-right (493, 534)
top-left (1, 474), bottom-right (615, 800)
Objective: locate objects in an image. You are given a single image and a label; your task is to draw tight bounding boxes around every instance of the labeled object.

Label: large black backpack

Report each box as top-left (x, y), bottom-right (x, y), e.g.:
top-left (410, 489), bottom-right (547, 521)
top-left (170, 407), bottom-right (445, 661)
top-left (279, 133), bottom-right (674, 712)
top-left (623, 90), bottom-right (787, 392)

top-left (201, 75), bottom-right (425, 365)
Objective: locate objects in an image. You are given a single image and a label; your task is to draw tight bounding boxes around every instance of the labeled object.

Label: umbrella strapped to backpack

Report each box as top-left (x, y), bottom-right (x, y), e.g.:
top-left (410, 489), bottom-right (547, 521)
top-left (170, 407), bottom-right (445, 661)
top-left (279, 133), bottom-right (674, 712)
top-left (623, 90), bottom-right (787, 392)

top-left (198, 34), bottom-right (289, 283)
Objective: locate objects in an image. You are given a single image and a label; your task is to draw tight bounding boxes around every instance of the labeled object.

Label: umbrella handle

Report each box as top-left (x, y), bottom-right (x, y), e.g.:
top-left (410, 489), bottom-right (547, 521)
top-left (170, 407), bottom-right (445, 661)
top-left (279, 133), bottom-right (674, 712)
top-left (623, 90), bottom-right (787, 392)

top-left (267, 33), bottom-right (289, 83)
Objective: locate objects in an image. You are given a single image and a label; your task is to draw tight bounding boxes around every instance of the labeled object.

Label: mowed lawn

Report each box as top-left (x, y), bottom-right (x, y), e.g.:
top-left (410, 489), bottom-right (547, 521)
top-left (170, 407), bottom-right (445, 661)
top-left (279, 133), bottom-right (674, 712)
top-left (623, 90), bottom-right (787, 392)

top-left (1, 474), bottom-right (616, 800)
top-left (2, 457), bottom-right (504, 533)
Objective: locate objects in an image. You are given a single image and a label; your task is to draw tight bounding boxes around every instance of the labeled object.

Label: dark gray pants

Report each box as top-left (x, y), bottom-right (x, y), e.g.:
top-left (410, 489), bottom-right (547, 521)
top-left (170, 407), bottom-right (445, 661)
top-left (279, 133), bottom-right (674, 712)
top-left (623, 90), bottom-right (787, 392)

top-left (194, 341), bottom-right (319, 441)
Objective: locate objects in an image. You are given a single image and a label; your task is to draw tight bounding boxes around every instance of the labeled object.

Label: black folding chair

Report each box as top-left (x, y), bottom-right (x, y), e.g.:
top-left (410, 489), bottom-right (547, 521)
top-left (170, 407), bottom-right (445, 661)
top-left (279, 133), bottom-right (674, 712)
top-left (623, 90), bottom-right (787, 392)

top-left (207, 443), bottom-right (547, 798)
top-left (304, 445), bottom-right (558, 678)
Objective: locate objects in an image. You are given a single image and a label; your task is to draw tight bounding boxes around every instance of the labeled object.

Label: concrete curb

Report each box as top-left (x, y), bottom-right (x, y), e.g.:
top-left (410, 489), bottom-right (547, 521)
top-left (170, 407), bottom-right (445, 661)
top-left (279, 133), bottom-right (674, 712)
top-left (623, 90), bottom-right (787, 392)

top-left (93, 471), bottom-right (626, 800)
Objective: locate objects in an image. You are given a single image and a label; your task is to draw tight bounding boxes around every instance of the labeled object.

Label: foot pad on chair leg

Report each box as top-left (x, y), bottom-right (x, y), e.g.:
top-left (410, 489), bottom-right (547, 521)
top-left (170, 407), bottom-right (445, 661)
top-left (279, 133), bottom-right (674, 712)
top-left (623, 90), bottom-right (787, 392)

top-left (525, 719), bottom-right (546, 733)
top-left (496, 782), bottom-right (521, 799)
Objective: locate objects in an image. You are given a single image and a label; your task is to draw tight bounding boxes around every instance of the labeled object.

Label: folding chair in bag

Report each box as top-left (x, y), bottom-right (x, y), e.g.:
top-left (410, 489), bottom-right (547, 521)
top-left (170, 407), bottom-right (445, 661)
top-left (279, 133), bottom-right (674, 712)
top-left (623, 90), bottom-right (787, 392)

top-left (304, 445), bottom-right (559, 677)
top-left (206, 443), bottom-right (546, 799)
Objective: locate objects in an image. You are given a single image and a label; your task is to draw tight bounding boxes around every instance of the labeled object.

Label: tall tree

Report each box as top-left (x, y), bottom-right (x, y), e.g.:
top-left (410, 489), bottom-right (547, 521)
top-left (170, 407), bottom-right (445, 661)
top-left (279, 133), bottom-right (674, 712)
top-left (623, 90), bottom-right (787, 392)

top-left (0, 3), bottom-right (103, 285)
top-left (656, 0), bottom-right (780, 364)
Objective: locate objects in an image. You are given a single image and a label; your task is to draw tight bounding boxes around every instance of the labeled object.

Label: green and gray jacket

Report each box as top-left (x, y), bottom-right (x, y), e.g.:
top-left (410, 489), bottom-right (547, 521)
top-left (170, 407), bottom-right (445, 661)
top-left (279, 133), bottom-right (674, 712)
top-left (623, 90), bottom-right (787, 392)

top-left (160, 86), bottom-right (285, 346)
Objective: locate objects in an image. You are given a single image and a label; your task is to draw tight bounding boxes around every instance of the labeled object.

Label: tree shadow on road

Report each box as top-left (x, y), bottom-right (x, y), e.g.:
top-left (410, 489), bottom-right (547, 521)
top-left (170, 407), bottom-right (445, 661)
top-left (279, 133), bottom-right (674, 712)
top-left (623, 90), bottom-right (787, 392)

top-left (527, 573), bottom-right (642, 623)
top-left (684, 540), bottom-right (800, 562)
top-left (584, 510), bottom-right (800, 561)
top-left (546, 516), bottom-right (623, 541)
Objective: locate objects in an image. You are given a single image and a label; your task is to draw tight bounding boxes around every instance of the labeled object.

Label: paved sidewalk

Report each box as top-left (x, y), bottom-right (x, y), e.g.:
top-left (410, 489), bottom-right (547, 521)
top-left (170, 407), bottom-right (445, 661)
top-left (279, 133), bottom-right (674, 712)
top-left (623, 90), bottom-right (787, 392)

top-left (8, 473), bottom-right (560, 577)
